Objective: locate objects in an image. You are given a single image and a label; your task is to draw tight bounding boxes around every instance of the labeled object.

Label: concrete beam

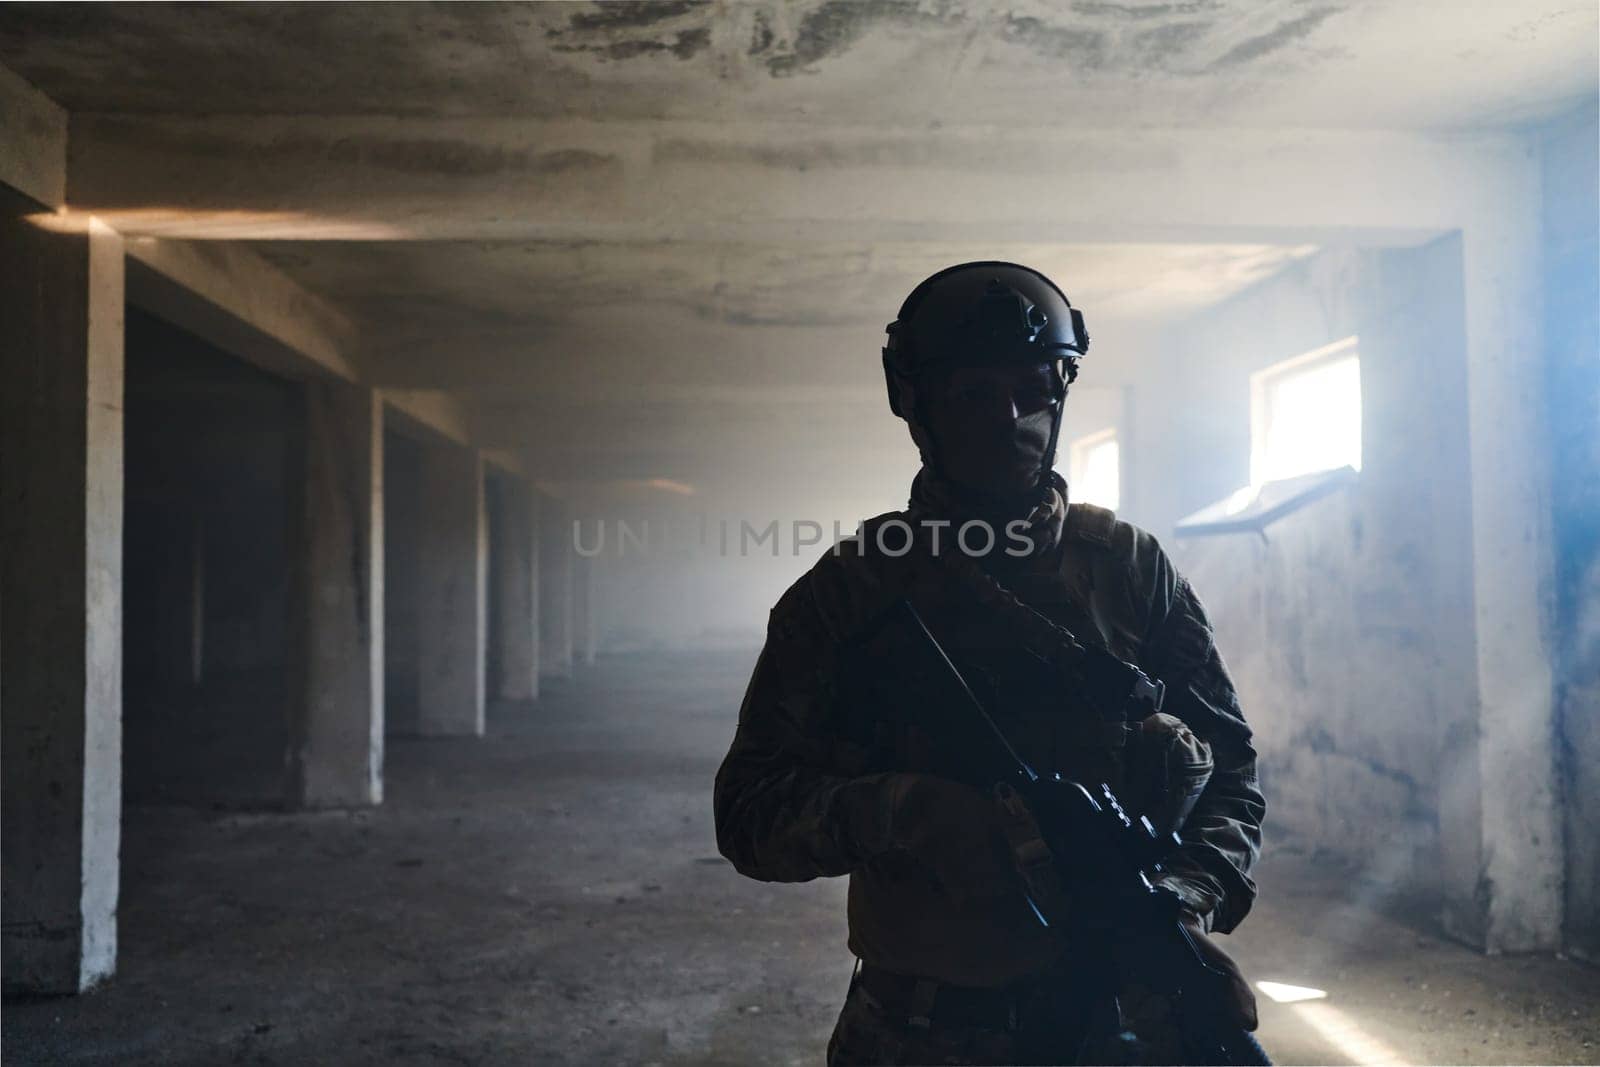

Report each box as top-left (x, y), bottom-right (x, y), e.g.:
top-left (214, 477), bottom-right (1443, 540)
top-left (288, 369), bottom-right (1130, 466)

top-left (65, 116), bottom-right (1516, 242)
top-left (124, 237), bottom-right (360, 383)
top-left (295, 383), bottom-right (384, 807)
top-left (0, 62), bottom-right (66, 209)
top-left (381, 389), bottom-right (472, 448)
top-left (415, 442), bottom-right (486, 736)
top-left (1, 214), bottom-right (123, 993)
top-left (482, 449), bottom-right (528, 479)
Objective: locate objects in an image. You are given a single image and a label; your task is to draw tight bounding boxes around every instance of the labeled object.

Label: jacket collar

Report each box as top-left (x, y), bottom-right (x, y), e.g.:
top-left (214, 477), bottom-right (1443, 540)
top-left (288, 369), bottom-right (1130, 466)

top-left (904, 467), bottom-right (1069, 564)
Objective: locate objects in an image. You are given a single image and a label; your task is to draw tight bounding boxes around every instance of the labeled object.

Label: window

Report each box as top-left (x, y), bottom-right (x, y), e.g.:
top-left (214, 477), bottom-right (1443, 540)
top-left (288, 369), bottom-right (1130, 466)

top-left (1175, 337), bottom-right (1362, 538)
top-left (1250, 336), bottom-right (1362, 485)
top-left (1067, 428), bottom-right (1120, 511)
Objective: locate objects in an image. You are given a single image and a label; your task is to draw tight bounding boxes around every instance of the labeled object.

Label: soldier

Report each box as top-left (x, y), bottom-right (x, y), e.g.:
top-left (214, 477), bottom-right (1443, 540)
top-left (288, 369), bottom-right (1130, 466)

top-left (713, 262), bottom-right (1265, 1065)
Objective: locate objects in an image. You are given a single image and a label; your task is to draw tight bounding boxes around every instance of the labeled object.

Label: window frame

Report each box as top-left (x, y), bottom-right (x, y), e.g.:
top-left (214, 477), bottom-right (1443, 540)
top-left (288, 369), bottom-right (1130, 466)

top-left (1248, 334), bottom-right (1362, 488)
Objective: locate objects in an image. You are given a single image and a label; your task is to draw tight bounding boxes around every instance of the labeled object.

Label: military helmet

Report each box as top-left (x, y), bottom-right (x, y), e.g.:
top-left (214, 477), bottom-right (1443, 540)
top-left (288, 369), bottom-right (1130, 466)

top-left (882, 261), bottom-right (1089, 418)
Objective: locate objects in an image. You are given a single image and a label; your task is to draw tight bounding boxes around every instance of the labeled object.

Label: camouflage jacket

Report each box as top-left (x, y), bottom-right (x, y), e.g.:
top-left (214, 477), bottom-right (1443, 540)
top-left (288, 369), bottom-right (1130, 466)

top-left (713, 500), bottom-right (1265, 987)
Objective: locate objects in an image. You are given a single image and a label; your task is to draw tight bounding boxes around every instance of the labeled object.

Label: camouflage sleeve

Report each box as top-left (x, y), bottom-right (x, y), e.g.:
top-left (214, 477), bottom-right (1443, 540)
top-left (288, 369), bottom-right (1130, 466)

top-left (713, 574), bottom-right (892, 883)
top-left (1138, 554), bottom-right (1266, 934)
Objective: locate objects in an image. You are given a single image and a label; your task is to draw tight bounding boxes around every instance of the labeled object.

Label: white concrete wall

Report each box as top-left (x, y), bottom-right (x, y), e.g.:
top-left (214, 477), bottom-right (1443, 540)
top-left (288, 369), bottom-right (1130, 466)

top-left (1148, 240), bottom-right (1477, 912)
top-left (1133, 159), bottom-right (1584, 950)
top-left (1541, 102), bottom-right (1600, 961)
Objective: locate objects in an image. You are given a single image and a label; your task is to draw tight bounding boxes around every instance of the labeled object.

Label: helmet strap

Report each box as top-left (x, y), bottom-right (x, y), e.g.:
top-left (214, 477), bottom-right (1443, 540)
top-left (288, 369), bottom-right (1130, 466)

top-left (1039, 362), bottom-right (1069, 491)
top-left (899, 373), bottom-right (952, 485)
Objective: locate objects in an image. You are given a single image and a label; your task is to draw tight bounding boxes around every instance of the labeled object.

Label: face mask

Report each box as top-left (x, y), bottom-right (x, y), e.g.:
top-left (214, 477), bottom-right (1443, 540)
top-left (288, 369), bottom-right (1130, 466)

top-left (922, 366), bottom-right (1059, 501)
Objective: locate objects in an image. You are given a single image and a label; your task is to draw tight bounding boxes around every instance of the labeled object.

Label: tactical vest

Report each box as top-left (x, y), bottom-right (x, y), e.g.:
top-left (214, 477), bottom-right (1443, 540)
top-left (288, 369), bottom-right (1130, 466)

top-left (825, 502), bottom-right (1136, 797)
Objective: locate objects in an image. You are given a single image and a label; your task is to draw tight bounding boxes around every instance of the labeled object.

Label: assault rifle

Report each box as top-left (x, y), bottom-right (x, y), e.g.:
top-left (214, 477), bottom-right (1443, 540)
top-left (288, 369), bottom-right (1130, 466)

top-left (893, 598), bottom-right (1271, 1066)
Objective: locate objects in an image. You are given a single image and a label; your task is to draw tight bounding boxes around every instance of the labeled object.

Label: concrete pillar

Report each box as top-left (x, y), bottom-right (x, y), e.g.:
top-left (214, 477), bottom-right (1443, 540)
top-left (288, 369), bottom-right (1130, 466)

top-left (538, 493), bottom-right (574, 679)
top-left (294, 382), bottom-right (384, 806)
top-left (0, 213), bottom-right (124, 993)
top-left (416, 442), bottom-right (486, 735)
top-left (1439, 185), bottom-right (1563, 952)
top-left (573, 553), bottom-right (598, 667)
top-left (489, 476), bottom-right (540, 702)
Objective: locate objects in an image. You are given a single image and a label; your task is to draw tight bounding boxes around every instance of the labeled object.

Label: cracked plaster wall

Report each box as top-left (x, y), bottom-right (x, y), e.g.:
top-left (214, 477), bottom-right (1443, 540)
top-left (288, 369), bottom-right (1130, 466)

top-left (1147, 239), bottom-right (1477, 908)
top-left (1542, 103), bottom-right (1600, 961)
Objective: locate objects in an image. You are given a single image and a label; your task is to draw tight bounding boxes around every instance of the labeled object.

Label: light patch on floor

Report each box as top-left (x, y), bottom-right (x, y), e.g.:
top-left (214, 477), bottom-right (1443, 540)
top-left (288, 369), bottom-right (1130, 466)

top-left (1293, 1001), bottom-right (1412, 1067)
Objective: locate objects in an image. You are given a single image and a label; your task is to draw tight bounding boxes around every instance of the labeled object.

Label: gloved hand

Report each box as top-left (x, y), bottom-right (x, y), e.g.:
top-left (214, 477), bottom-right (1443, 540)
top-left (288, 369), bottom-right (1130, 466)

top-left (1178, 908), bottom-right (1259, 1032)
top-left (890, 773), bottom-right (1021, 902)
top-left (838, 772), bottom-right (1018, 902)
top-left (1124, 712), bottom-right (1214, 838)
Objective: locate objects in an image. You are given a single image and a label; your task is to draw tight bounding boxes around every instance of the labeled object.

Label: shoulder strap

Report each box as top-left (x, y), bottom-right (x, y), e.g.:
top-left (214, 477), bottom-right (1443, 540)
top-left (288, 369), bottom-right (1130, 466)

top-left (1066, 501), bottom-right (1117, 546)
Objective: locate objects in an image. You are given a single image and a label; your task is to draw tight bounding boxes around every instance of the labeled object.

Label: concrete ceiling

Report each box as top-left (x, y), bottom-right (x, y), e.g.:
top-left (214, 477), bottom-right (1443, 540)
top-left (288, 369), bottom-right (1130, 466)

top-left (248, 238), bottom-right (1315, 386)
top-left (241, 237), bottom-right (1310, 490)
top-left (1, 2), bottom-right (1593, 499)
top-left (0, 1), bottom-right (1592, 128)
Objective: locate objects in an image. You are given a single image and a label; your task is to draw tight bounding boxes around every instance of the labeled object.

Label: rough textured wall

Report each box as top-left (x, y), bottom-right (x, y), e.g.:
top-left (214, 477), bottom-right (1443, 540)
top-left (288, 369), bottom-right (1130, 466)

top-left (1542, 103), bottom-right (1600, 961)
top-left (123, 307), bottom-right (299, 808)
top-left (382, 429), bottom-right (423, 735)
top-left (1147, 239), bottom-right (1477, 907)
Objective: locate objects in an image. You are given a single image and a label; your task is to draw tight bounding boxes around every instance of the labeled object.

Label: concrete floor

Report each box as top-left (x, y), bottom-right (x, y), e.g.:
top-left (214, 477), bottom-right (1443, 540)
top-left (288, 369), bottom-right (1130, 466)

top-left (4, 650), bottom-right (1597, 1065)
